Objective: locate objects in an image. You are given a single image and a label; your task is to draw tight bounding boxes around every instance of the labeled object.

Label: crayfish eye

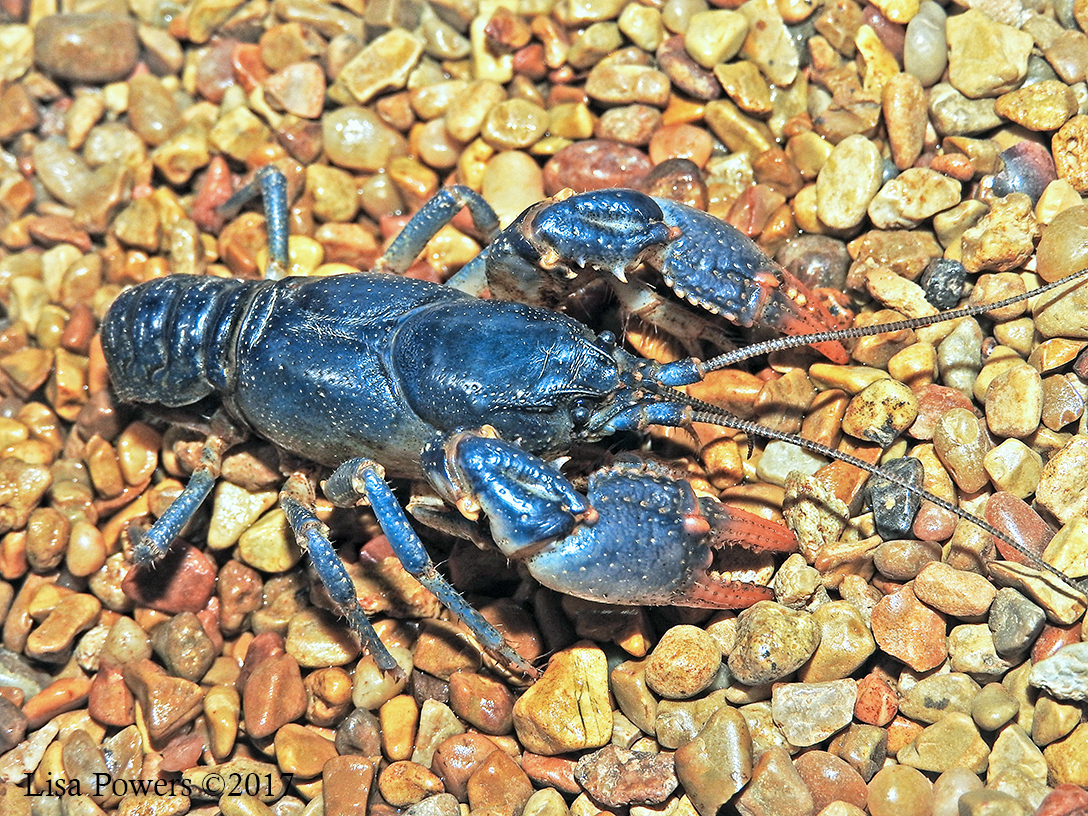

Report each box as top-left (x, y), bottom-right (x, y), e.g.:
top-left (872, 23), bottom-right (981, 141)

top-left (598, 331), bottom-right (616, 348)
top-left (570, 399), bottom-right (593, 427)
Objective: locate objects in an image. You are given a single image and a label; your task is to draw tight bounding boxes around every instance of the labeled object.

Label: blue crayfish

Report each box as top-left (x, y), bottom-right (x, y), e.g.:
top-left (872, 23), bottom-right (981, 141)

top-left (101, 167), bottom-right (1086, 677)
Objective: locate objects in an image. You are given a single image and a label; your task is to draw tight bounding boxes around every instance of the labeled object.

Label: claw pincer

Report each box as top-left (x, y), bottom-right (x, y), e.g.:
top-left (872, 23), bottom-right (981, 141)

top-left (479, 189), bottom-right (848, 362)
top-left (430, 441), bottom-right (795, 609)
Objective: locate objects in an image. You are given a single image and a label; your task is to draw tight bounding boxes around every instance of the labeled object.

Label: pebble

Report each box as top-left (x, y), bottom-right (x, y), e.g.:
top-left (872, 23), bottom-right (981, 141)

top-left (903, 1), bottom-right (946, 86)
top-left (322, 756), bottom-right (376, 815)
top-left (1043, 723), bottom-right (1088, 787)
top-left (512, 643), bottom-right (612, 755)
top-left (727, 601), bottom-right (821, 685)
top-left (793, 750), bottom-right (868, 812)
top-left (645, 624), bottom-right (721, 699)
top-left (900, 672), bottom-right (981, 724)
top-left (335, 29), bottom-right (423, 104)
top-left (655, 690), bottom-right (730, 749)
top-left (946, 10), bottom-right (1032, 99)
top-left (771, 679), bottom-right (856, 746)
top-left (1053, 116), bottom-right (1088, 193)
top-left (995, 81), bottom-right (1078, 132)
top-left (122, 659), bottom-right (204, 742)
top-left (243, 653), bottom-right (307, 739)
top-left (988, 588), bottom-right (1047, 658)
top-left (736, 746), bottom-right (814, 816)
top-left (323, 106), bottom-right (409, 172)
top-left (1036, 436), bottom-right (1088, 524)
top-left (991, 141), bottom-right (1059, 205)
top-left (673, 706), bottom-right (752, 815)
top-left (1029, 641), bottom-right (1088, 702)
top-left (274, 722), bottom-right (338, 779)
top-left (898, 711), bottom-right (990, 774)
top-left (431, 732), bottom-right (503, 800)
top-left (150, 611), bottom-right (217, 682)
top-left (284, 608), bottom-right (360, 667)
top-left (870, 584), bottom-right (948, 671)
top-left (204, 685), bottom-right (240, 761)
top-left (542, 140), bottom-right (653, 195)
top-left (868, 168), bottom-right (962, 230)
top-left (683, 10), bottom-right (747, 68)
top-left (983, 439), bottom-right (1044, 498)
top-left (0, 694), bottom-right (28, 752)
top-left (466, 747), bottom-right (534, 814)
top-left (379, 761), bottom-right (445, 807)
top-left (33, 14), bottom-right (139, 83)
top-left (841, 378), bottom-right (918, 447)
top-left (1036, 784), bottom-right (1088, 816)
top-left (816, 135), bottom-right (883, 229)
top-left (928, 83), bottom-right (1004, 135)
top-left (868, 764), bottom-right (933, 816)
top-left (985, 363), bottom-right (1044, 441)
top-left (913, 562), bottom-right (997, 618)
top-left (448, 670), bottom-right (514, 735)
top-left (120, 543), bottom-right (216, 614)
top-left (854, 671), bottom-right (898, 727)
top-left (798, 601), bottom-right (875, 682)
top-left (573, 744), bottom-right (677, 806)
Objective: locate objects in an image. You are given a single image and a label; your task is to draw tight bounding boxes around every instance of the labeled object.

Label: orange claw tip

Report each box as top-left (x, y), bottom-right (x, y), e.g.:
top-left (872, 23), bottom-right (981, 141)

top-left (673, 574), bottom-right (775, 608)
top-left (709, 504), bottom-right (799, 554)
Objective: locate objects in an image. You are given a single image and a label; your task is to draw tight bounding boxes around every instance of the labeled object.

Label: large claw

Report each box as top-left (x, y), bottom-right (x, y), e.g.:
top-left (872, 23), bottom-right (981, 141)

top-left (479, 189), bottom-right (848, 363)
top-left (652, 198), bottom-right (849, 363)
top-left (431, 434), bottom-right (796, 609)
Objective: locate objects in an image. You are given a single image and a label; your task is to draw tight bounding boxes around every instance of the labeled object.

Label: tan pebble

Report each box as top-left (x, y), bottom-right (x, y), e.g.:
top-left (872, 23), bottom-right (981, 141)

top-left (378, 760), bottom-right (445, 807)
top-left (898, 711), bottom-right (990, 774)
top-left (948, 623), bottom-right (1014, 676)
top-left (888, 342), bottom-right (937, 390)
top-left (512, 642), bottom-right (612, 755)
top-left (739, 0), bottom-right (799, 86)
top-left (984, 439), bottom-right (1043, 498)
top-left (771, 679), bottom-right (857, 747)
top-left (303, 666), bottom-right (353, 727)
top-left (996, 80), bottom-right (1077, 132)
top-left (913, 562), bottom-right (997, 617)
top-left (841, 378), bottom-right (919, 447)
top-left (203, 685), bottom-right (239, 761)
top-left (946, 10), bottom-right (1031, 99)
top-left (321, 756), bottom-right (377, 816)
top-left (26, 593), bottom-right (100, 661)
top-left (728, 601), bottom-right (821, 685)
top-left (986, 364), bottom-right (1043, 439)
top-left (961, 193), bottom-right (1038, 274)
top-left (884, 73), bottom-right (926, 170)
top-left (870, 585), bottom-right (947, 671)
top-left (683, 10), bottom-right (747, 68)
top-left (673, 706), bottom-right (753, 813)
top-left (1053, 116), bottom-right (1088, 194)
top-left (798, 601), bottom-right (875, 682)
top-left (284, 608), bottom-right (359, 667)
top-left (274, 723), bottom-right (338, 778)
top-left (1036, 435), bottom-right (1088, 525)
top-left (207, 481), bottom-right (277, 551)
top-left (933, 407), bottom-right (990, 493)
top-left (334, 29), bottom-right (422, 105)
top-left (237, 508), bottom-right (300, 572)
top-left (645, 624), bottom-right (721, 699)
top-left (378, 694), bottom-right (419, 761)
top-left (816, 135), bottom-right (883, 230)
top-left (868, 168), bottom-right (962, 230)
top-left (867, 764), bottom-right (932, 816)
